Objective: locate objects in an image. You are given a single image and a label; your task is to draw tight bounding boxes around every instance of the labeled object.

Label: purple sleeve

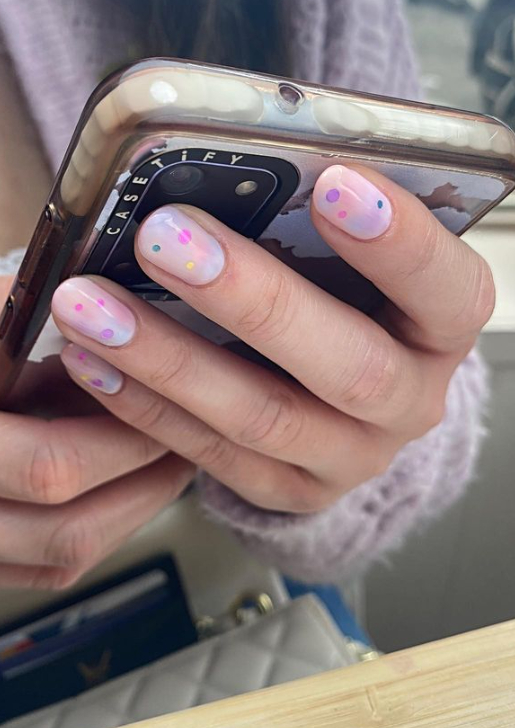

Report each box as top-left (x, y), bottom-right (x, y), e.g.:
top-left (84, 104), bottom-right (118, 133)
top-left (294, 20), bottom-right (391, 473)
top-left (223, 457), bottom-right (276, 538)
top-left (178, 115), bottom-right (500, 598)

top-left (196, 349), bottom-right (489, 582)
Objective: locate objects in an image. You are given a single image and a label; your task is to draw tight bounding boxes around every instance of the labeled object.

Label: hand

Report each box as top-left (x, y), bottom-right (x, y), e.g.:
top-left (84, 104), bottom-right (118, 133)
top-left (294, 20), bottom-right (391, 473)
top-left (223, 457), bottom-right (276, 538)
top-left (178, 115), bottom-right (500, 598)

top-left (0, 277), bottom-right (195, 589)
top-left (51, 164), bottom-right (494, 515)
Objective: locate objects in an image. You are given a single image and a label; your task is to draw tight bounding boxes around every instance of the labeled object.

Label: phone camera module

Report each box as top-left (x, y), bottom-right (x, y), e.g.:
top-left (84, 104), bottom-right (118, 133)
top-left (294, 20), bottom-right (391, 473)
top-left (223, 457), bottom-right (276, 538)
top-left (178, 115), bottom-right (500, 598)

top-left (160, 164), bottom-right (205, 195)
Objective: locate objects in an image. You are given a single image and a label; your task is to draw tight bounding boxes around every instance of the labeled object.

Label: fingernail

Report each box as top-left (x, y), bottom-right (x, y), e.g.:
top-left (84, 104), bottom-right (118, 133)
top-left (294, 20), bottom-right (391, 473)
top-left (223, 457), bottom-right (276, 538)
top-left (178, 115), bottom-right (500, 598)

top-left (313, 165), bottom-right (392, 241)
top-left (52, 278), bottom-right (136, 346)
top-left (137, 205), bottom-right (225, 285)
top-left (61, 344), bottom-right (124, 394)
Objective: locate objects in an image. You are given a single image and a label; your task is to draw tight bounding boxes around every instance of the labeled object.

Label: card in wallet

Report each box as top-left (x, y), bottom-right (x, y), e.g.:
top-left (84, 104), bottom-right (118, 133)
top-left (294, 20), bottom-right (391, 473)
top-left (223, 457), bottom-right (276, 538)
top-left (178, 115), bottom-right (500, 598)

top-left (0, 555), bottom-right (198, 723)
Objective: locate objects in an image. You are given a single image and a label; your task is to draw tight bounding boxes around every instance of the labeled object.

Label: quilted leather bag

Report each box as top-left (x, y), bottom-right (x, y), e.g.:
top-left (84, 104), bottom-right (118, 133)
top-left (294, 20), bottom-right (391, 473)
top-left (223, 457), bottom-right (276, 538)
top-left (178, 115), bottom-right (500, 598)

top-left (3, 595), bottom-right (367, 728)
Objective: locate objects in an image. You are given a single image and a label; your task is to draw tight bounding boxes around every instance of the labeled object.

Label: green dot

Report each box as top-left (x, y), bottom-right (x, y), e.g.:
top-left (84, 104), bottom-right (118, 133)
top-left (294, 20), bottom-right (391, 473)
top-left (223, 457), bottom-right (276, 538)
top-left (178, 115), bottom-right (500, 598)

top-left (152, 244), bottom-right (161, 252)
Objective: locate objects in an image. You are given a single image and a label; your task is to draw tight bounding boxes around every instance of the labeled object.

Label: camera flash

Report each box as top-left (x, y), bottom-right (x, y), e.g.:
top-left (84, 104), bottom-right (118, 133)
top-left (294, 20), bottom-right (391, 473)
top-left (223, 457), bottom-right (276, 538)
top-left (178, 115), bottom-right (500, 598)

top-left (235, 180), bottom-right (259, 196)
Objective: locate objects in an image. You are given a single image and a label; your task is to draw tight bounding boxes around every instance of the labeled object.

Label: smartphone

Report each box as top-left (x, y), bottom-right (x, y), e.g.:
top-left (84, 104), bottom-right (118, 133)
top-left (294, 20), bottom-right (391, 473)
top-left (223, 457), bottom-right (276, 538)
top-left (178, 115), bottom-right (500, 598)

top-left (1, 57), bottom-right (515, 402)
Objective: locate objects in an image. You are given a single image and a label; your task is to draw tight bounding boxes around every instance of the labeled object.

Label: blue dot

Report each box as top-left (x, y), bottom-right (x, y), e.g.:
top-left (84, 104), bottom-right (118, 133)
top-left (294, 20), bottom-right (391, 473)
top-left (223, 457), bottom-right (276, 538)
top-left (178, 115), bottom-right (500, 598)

top-left (377, 200), bottom-right (384, 209)
top-left (152, 244), bottom-right (161, 252)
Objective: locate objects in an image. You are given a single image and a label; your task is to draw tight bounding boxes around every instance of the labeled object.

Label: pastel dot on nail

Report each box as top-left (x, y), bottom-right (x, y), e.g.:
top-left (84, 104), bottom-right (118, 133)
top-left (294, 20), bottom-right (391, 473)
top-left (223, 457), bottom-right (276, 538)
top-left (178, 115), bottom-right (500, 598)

top-left (97, 299), bottom-right (105, 307)
top-left (91, 379), bottom-right (104, 388)
top-left (75, 304), bottom-right (83, 312)
top-left (178, 229), bottom-right (192, 245)
top-left (338, 210), bottom-right (348, 219)
top-left (377, 200), bottom-right (384, 209)
top-left (326, 189), bottom-right (340, 203)
top-left (80, 375), bottom-right (89, 382)
top-left (78, 352), bottom-right (87, 361)
top-left (186, 261), bottom-right (195, 270)
top-left (152, 244), bottom-right (161, 252)
top-left (101, 329), bottom-right (114, 340)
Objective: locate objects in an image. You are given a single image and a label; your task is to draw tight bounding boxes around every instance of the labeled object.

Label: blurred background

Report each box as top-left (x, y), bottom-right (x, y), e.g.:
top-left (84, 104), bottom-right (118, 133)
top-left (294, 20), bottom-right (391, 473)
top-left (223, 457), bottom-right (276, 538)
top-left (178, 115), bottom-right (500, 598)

top-left (363, 0), bottom-right (515, 652)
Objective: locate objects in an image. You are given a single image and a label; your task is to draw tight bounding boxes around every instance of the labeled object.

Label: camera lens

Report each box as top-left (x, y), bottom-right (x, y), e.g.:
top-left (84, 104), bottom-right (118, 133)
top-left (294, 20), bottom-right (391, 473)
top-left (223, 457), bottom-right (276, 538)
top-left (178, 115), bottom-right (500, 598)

top-left (160, 164), bottom-right (205, 195)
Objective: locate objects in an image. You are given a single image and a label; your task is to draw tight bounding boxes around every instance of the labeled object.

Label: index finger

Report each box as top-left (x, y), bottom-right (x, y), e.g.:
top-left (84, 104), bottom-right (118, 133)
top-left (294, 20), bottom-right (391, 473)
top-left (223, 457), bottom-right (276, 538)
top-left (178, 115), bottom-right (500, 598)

top-left (0, 412), bottom-right (167, 504)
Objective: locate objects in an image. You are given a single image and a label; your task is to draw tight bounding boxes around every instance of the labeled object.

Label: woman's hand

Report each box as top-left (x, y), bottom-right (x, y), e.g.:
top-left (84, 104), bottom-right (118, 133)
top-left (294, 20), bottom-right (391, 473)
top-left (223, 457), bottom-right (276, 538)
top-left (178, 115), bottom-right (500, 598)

top-left (51, 164), bottom-right (495, 515)
top-left (0, 276), bottom-right (196, 589)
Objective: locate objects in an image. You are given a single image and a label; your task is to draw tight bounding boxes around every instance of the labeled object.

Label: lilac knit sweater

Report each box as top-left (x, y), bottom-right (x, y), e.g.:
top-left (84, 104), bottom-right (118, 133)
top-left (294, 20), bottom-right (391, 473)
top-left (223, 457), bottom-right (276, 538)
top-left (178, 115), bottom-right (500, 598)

top-left (0, 0), bottom-right (489, 582)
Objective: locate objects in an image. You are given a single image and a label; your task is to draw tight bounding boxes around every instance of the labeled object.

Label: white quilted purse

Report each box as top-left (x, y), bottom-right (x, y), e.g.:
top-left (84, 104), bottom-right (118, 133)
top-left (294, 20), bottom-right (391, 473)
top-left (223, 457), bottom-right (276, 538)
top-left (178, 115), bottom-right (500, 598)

top-left (4, 595), bottom-right (366, 728)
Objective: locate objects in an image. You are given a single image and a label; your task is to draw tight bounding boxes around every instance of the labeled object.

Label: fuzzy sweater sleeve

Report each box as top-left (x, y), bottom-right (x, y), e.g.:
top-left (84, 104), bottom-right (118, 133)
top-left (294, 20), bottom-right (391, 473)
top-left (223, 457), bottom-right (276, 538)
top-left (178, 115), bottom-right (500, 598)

top-left (198, 350), bottom-right (489, 582)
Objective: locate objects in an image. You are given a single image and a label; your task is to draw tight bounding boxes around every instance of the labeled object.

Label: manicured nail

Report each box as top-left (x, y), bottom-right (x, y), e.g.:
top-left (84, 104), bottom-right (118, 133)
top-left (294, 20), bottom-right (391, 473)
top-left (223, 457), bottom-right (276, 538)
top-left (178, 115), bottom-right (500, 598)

top-left (313, 165), bottom-right (392, 240)
top-left (61, 344), bottom-right (124, 394)
top-left (52, 278), bottom-right (136, 346)
top-left (137, 205), bottom-right (225, 285)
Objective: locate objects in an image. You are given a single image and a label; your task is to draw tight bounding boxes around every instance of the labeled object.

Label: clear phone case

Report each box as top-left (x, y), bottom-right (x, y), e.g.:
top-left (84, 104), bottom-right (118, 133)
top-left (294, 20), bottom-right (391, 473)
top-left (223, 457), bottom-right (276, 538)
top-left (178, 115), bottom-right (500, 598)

top-left (1, 57), bottom-right (515, 400)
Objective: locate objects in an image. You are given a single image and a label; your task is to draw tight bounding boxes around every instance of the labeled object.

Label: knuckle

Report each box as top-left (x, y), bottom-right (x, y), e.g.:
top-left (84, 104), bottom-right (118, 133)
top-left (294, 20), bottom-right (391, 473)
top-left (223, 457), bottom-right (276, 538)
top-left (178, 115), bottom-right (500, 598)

top-left (130, 392), bottom-right (172, 433)
top-left (189, 434), bottom-right (237, 472)
top-left (148, 340), bottom-right (196, 395)
top-left (26, 431), bottom-right (83, 504)
top-left (327, 340), bottom-right (399, 412)
top-left (236, 271), bottom-right (295, 344)
top-left (368, 443), bottom-right (397, 479)
top-left (45, 515), bottom-right (99, 570)
top-left (401, 392), bottom-right (447, 441)
top-left (290, 477), bottom-right (341, 514)
top-left (421, 397), bottom-right (447, 434)
top-left (235, 389), bottom-right (303, 452)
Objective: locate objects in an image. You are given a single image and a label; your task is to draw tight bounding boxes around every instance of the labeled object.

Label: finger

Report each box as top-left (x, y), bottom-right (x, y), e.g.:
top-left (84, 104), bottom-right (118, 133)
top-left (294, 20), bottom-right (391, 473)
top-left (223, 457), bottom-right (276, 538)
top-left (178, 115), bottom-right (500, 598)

top-left (132, 203), bottom-right (427, 427)
top-left (51, 274), bottom-right (381, 485)
top-left (0, 453), bottom-right (195, 571)
top-left (0, 412), bottom-right (167, 503)
top-left (61, 344), bottom-right (375, 513)
top-left (311, 164), bottom-right (496, 353)
top-left (0, 563), bottom-right (79, 590)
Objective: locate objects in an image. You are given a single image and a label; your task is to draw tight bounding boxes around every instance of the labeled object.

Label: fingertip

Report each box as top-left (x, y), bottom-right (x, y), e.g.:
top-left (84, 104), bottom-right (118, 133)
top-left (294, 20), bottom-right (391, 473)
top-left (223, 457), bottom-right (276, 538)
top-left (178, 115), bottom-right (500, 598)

top-left (61, 343), bottom-right (124, 395)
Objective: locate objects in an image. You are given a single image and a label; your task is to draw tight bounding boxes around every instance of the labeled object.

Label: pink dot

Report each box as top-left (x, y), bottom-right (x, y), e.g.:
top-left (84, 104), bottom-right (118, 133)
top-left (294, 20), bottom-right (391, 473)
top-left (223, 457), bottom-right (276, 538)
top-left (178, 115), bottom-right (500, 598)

top-left (178, 229), bottom-right (192, 245)
top-left (78, 352), bottom-right (87, 361)
top-left (75, 304), bottom-right (83, 312)
top-left (97, 299), bottom-right (105, 307)
top-left (91, 379), bottom-right (104, 388)
top-left (101, 329), bottom-right (114, 340)
top-left (338, 210), bottom-right (348, 219)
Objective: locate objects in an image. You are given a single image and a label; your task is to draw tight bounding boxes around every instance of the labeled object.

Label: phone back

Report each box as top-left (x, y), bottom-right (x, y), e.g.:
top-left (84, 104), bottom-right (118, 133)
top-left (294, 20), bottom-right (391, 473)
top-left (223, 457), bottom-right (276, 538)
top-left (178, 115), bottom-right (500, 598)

top-left (1, 58), bottom-right (515, 393)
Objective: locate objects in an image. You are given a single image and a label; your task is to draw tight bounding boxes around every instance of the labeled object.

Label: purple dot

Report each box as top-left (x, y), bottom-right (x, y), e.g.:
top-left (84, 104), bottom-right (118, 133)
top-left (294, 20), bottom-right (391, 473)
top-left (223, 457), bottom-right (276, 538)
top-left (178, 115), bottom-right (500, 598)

top-left (78, 352), bottom-right (87, 361)
top-left (326, 189), bottom-right (340, 204)
top-left (91, 379), bottom-right (104, 388)
top-left (178, 229), bottom-right (192, 245)
top-left (101, 329), bottom-right (114, 340)
top-left (75, 304), bottom-right (83, 312)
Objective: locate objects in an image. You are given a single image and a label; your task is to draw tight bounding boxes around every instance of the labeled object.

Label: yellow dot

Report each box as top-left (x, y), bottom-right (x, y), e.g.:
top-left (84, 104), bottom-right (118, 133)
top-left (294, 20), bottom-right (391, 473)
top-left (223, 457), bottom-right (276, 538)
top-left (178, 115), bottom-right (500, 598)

top-left (80, 375), bottom-right (89, 382)
top-left (186, 261), bottom-right (195, 270)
